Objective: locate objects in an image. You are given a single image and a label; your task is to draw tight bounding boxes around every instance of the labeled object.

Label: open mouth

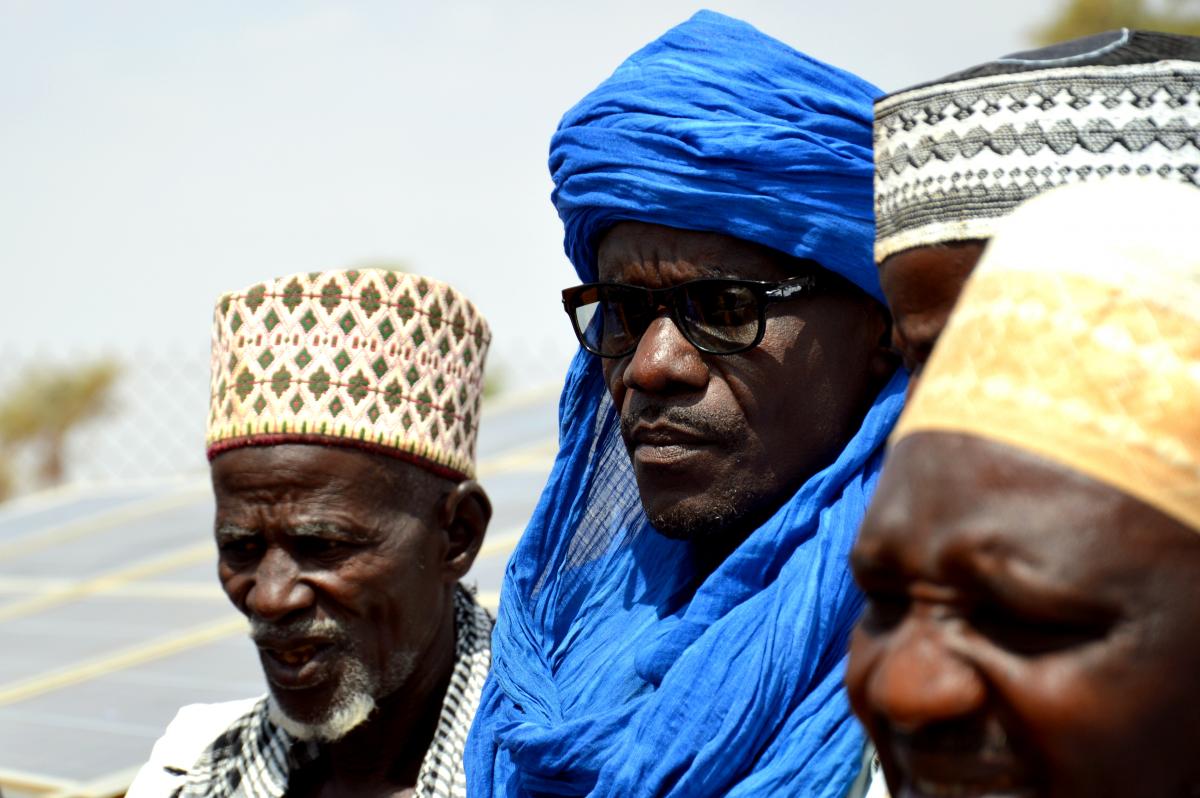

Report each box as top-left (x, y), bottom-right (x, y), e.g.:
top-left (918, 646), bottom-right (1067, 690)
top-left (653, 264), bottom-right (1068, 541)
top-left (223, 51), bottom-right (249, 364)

top-left (258, 640), bottom-right (337, 689)
top-left (896, 757), bottom-right (1039, 798)
top-left (270, 644), bottom-right (325, 668)
top-left (904, 779), bottom-right (1037, 798)
top-left (891, 735), bottom-right (1039, 798)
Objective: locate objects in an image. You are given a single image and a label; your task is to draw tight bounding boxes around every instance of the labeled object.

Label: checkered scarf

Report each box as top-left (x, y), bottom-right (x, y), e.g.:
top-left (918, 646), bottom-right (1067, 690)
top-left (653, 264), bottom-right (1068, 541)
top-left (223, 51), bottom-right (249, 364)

top-left (177, 587), bottom-right (492, 798)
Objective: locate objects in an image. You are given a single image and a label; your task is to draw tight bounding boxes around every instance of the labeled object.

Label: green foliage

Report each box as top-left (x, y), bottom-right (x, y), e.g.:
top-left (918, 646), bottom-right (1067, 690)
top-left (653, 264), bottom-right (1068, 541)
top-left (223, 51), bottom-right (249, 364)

top-left (0, 360), bottom-right (121, 496)
top-left (482, 363), bottom-right (506, 400)
top-left (1035, 0), bottom-right (1200, 45)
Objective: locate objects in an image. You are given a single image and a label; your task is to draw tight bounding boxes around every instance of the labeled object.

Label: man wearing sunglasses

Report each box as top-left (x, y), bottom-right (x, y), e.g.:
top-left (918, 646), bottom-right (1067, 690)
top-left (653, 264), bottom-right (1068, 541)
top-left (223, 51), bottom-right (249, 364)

top-left (467, 12), bottom-right (904, 797)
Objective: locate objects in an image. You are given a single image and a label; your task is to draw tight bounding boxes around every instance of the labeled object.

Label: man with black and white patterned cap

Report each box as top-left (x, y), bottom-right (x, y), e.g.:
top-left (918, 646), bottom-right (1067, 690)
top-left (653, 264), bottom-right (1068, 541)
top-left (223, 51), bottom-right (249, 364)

top-left (872, 29), bottom-right (1200, 384)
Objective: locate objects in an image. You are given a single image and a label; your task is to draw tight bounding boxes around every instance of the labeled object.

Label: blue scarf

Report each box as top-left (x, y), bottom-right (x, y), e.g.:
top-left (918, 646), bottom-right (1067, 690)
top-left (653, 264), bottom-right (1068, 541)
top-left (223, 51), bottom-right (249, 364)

top-left (467, 11), bottom-right (903, 796)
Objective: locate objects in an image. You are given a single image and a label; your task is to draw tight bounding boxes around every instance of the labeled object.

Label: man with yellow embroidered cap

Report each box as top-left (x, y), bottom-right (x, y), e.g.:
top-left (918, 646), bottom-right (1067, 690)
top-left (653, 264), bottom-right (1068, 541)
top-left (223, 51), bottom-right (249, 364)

top-left (127, 269), bottom-right (494, 798)
top-left (847, 178), bottom-right (1200, 798)
top-left (873, 29), bottom-right (1200, 382)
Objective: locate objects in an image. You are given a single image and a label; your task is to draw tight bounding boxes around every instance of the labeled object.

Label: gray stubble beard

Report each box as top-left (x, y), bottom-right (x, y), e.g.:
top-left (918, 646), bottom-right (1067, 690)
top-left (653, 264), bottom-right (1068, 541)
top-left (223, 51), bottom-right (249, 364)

top-left (255, 619), bottom-right (418, 744)
top-left (645, 480), bottom-right (756, 541)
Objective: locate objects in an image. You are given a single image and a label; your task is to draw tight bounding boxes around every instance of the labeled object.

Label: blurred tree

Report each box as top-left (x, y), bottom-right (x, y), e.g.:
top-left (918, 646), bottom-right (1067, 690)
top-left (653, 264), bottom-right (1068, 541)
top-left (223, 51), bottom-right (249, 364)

top-left (1036, 0), bottom-right (1200, 44)
top-left (0, 360), bottom-right (121, 496)
top-left (483, 363), bottom-right (506, 400)
top-left (0, 462), bottom-right (12, 503)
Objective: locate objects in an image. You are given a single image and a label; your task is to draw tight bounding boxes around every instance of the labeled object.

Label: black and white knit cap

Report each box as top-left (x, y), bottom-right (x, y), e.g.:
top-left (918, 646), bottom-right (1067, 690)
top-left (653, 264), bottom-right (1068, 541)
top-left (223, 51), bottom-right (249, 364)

top-left (874, 29), bottom-right (1200, 263)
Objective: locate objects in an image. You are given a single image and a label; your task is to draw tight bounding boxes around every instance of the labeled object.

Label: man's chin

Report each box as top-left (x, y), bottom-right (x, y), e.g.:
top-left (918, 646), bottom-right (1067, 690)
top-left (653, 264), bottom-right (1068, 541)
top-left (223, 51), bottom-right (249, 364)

top-left (265, 656), bottom-right (379, 743)
top-left (643, 495), bottom-right (747, 541)
top-left (267, 691), bottom-right (376, 743)
top-left (262, 649), bottom-right (418, 743)
top-left (637, 466), bottom-right (778, 544)
top-left (646, 507), bottom-right (717, 540)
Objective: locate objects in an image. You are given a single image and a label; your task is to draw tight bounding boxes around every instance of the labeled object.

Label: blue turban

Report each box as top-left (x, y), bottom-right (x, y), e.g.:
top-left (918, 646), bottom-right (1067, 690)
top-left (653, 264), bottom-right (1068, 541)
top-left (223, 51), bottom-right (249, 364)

top-left (550, 9), bottom-right (882, 299)
top-left (466, 11), bottom-right (905, 797)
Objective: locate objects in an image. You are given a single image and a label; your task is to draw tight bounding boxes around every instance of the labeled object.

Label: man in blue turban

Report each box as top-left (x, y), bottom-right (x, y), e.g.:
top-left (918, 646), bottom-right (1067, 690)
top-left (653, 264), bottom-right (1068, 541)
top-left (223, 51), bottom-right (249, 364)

top-left (466, 11), bottom-right (904, 796)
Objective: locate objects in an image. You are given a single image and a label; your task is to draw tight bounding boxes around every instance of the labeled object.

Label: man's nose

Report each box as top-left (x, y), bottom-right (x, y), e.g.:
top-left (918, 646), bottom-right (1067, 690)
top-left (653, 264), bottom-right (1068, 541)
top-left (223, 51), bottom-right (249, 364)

top-left (245, 547), bottom-right (314, 623)
top-left (866, 615), bottom-right (987, 734)
top-left (622, 315), bottom-right (709, 395)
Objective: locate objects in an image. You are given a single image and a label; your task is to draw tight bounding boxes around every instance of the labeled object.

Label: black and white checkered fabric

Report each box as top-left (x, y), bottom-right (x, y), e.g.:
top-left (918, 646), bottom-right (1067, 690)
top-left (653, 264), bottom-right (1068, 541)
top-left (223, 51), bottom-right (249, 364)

top-left (873, 29), bottom-right (1200, 262)
top-left (413, 585), bottom-right (493, 798)
top-left (175, 694), bottom-right (300, 798)
top-left (175, 586), bottom-right (492, 798)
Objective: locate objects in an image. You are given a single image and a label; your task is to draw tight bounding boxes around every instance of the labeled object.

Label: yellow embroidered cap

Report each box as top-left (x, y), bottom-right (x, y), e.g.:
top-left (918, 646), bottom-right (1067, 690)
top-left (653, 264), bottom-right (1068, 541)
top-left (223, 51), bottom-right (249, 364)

top-left (207, 269), bottom-right (491, 480)
top-left (893, 178), bottom-right (1200, 532)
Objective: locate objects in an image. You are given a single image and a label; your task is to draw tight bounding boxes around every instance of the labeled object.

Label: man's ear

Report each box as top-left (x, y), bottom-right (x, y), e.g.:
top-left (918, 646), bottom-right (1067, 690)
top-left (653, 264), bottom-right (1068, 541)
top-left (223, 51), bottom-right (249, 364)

top-left (436, 479), bottom-right (492, 581)
top-left (866, 300), bottom-right (901, 383)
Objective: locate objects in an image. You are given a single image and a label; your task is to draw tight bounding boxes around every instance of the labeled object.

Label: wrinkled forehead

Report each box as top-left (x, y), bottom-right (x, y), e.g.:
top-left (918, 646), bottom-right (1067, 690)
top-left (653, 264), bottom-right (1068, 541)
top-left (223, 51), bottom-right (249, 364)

top-left (878, 241), bottom-right (986, 315)
top-left (211, 443), bottom-right (443, 516)
top-left (860, 432), bottom-right (1197, 586)
top-left (596, 222), bottom-right (802, 285)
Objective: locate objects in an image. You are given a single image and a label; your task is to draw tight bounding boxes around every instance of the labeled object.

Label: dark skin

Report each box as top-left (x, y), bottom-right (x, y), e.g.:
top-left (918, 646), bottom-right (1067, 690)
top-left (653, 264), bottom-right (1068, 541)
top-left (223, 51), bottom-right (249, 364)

top-left (212, 444), bottom-right (490, 798)
top-left (879, 240), bottom-right (985, 387)
top-left (848, 432), bottom-right (1200, 798)
top-left (597, 222), bottom-right (894, 573)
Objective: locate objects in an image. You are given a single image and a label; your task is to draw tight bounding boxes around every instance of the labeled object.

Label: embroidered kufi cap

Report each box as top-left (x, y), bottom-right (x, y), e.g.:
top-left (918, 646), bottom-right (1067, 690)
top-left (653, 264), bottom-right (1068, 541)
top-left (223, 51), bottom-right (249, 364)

top-left (207, 269), bottom-right (491, 480)
top-left (894, 178), bottom-right (1200, 532)
top-left (874, 29), bottom-right (1200, 262)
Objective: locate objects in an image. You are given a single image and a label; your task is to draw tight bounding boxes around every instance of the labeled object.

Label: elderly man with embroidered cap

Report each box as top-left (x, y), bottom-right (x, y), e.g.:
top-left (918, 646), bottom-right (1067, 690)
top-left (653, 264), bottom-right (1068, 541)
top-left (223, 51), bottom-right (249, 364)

top-left (848, 178), bottom-right (1200, 798)
top-left (873, 29), bottom-right (1200, 380)
top-left (466, 11), bottom-right (903, 797)
top-left (128, 269), bottom-right (493, 798)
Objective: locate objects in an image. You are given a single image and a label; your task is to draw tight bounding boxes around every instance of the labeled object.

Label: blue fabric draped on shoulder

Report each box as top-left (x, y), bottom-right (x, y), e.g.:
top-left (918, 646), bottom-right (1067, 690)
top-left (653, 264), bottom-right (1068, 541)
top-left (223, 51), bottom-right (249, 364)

top-left (466, 10), bottom-right (905, 797)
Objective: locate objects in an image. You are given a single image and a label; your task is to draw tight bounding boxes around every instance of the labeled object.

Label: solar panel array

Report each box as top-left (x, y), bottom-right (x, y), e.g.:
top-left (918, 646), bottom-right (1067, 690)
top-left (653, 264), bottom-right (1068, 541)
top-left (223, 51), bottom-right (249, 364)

top-left (0, 387), bottom-right (560, 798)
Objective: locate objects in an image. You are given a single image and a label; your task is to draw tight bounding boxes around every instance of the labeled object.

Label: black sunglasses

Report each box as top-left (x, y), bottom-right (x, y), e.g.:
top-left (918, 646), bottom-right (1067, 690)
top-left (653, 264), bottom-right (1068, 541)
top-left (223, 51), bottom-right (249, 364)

top-left (561, 274), bottom-right (820, 358)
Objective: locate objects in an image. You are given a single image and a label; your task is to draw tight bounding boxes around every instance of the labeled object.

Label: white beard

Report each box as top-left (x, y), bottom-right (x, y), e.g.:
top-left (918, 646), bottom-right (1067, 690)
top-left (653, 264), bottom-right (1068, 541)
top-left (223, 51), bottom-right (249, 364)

top-left (268, 687), bottom-right (375, 743)
top-left (265, 647), bottom-right (418, 743)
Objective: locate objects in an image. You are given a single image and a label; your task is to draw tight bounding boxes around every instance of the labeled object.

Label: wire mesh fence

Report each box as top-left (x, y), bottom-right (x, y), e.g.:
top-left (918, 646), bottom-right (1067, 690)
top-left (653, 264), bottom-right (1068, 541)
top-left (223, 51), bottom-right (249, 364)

top-left (0, 334), bottom-right (576, 501)
top-left (0, 347), bottom-right (210, 494)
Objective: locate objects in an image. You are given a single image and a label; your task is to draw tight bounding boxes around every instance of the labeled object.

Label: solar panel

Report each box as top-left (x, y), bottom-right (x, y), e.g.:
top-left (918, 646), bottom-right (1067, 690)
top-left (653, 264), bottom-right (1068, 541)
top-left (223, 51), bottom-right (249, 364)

top-left (0, 389), bottom-right (559, 798)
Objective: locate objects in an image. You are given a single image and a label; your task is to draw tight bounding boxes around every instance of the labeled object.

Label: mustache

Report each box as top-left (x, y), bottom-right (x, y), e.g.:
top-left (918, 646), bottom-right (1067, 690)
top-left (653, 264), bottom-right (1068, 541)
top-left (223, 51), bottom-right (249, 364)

top-left (896, 717), bottom-right (1014, 759)
top-left (250, 617), bottom-right (348, 647)
top-left (618, 398), bottom-right (742, 443)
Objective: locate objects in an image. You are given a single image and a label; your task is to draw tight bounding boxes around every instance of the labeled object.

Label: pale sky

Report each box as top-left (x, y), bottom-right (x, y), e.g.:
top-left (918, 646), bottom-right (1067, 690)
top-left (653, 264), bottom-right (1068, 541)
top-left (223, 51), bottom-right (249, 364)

top-left (2, 0), bottom-right (1052, 375)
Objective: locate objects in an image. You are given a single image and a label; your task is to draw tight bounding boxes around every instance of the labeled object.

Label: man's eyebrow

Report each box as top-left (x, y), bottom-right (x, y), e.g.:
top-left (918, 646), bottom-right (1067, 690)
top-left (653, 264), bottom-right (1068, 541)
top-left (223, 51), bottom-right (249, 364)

top-left (215, 522), bottom-right (256, 541)
top-left (290, 522), bottom-right (376, 543)
top-left (696, 263), bottom-right (748, 279)
top-left (945, 536), bottom-right (1116, 622)
top-left (850, 547), bottom-right (913, 590)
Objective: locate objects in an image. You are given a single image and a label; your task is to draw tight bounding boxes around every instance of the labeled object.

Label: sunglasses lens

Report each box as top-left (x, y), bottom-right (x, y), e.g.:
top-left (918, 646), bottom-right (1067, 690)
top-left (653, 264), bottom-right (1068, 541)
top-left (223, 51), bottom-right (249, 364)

top-left (571, 286), bottom-right (647, 357)
top-left (568, 281), bottom-right (768, 357)
top-left (680, 283), bottom-right (760, 352)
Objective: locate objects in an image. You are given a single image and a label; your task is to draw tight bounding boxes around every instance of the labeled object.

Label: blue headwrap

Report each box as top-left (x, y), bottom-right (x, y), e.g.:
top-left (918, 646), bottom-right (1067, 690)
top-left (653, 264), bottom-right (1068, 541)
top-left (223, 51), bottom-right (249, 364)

top-left (466, 11), bottom-right (905, 796)
top-left (549, 10), bottom-right (883, 300)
